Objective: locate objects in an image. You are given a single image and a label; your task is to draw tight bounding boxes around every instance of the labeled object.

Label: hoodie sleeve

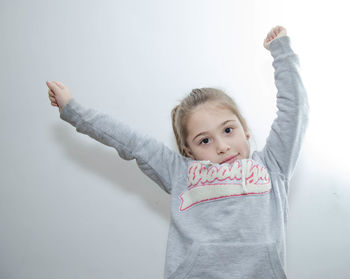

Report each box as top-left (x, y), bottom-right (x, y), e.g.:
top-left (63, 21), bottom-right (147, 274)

top-left (256, 36), bottom-right (310, 184)
top-left (59, 98), bottom-right (188, 194)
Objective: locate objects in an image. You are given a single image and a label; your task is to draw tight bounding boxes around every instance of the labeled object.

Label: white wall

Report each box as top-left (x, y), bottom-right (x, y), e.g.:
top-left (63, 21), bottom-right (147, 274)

top-left (1, 0), bottom-right (349, 278)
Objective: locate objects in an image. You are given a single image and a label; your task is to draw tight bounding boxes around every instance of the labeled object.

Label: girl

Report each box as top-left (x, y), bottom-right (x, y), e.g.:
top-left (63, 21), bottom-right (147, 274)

top-left (47, 26), bottom-right (309, 279)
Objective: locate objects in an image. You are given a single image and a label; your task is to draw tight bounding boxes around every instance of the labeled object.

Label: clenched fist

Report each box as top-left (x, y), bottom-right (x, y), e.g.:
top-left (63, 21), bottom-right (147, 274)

top-left (46, 81), bottom-right (72, 113)
top-left (263, 26), bottom-right (287, 50)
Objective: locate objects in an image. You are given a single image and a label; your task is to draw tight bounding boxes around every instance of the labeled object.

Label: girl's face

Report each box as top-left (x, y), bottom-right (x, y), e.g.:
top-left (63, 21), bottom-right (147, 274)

top-left (184, 101), bottom-right (250, 164)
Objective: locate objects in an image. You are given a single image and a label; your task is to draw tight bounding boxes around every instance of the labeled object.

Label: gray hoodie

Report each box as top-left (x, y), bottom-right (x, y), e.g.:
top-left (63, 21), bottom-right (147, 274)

top-left (60, 35), bottom-right (309, 279)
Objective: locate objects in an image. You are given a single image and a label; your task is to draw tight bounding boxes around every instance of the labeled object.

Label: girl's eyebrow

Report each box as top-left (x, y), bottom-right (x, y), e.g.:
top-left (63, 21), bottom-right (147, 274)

top-left (192, 119), bottom-right (236, 142)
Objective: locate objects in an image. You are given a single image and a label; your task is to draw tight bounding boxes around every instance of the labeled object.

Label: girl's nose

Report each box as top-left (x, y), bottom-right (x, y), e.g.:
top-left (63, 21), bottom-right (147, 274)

top-left (216, 139), bottom-right (230, 154)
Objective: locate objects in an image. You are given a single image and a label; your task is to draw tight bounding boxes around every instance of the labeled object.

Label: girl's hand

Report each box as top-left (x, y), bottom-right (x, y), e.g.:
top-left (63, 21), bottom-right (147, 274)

top-left (46, 81), bottom-right (72, 113)
top-left (263, 25), bottom-right (287, 50)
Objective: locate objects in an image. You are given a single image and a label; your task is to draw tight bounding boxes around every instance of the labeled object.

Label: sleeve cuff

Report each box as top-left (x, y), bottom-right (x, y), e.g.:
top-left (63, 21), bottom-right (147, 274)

top-left (59, 98), bottom-right (85, 127)
top-left (269, 36), bottom-right (293, 58)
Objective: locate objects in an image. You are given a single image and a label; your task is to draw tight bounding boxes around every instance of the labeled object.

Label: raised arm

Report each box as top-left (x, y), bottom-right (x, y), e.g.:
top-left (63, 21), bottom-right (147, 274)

top-left (257, 27), bottom-right (310, 183)
top-left (47, 81), bottom-right (188, 194)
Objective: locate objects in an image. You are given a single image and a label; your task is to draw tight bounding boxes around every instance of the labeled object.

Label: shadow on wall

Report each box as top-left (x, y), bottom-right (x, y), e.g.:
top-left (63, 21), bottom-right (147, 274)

top-left (51, 122), bottom-right (171, 221)
top-left (287, 149), bottom-right (350, 278)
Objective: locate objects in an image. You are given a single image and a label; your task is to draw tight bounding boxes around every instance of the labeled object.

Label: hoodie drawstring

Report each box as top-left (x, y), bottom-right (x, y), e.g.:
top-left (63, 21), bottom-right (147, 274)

top-left (241, 160), bottom-right (248, 194)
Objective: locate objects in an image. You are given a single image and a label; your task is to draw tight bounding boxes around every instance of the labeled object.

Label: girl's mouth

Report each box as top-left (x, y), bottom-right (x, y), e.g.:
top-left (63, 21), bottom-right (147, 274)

top-left (220, 154), bottom-right (239, 164)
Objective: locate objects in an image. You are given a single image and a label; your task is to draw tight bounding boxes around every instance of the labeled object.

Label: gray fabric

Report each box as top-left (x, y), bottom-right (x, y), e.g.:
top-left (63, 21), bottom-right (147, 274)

top-left (60, 35), bottom-right (309, 279)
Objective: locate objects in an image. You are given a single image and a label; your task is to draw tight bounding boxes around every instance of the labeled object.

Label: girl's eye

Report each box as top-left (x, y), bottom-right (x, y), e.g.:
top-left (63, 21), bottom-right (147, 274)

top-left (200, 138), bottom-right (210, 144)
top-left (224, 127), bottom-right (233, 133)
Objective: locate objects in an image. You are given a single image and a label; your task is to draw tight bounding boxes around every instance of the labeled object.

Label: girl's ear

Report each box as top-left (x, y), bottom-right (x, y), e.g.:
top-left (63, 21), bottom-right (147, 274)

top-left (245, 131), bottom-right (250, 140)
top-left (183, 146), bottom-right (195, 160)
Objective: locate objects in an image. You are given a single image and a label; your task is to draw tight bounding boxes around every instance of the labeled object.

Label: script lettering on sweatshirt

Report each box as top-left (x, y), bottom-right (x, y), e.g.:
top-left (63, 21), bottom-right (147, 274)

top-left (179, 159), bottom-right (271, 211)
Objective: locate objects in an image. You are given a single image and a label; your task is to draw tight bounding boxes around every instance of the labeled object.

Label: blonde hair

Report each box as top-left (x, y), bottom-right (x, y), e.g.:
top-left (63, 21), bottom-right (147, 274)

top-left (171, 88), bottom-right (250, 157)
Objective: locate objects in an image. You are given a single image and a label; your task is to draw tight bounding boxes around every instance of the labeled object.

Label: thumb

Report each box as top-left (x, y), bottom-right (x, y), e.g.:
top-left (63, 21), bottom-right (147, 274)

top-left (53, 81), bottom-right (65, 90)
top-left (46, 80), bottom-right (59, 93)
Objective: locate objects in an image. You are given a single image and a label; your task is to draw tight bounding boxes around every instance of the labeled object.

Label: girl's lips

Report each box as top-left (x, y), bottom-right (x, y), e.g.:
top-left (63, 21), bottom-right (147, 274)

top-left (221, 154), bottom-right (239, 164)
